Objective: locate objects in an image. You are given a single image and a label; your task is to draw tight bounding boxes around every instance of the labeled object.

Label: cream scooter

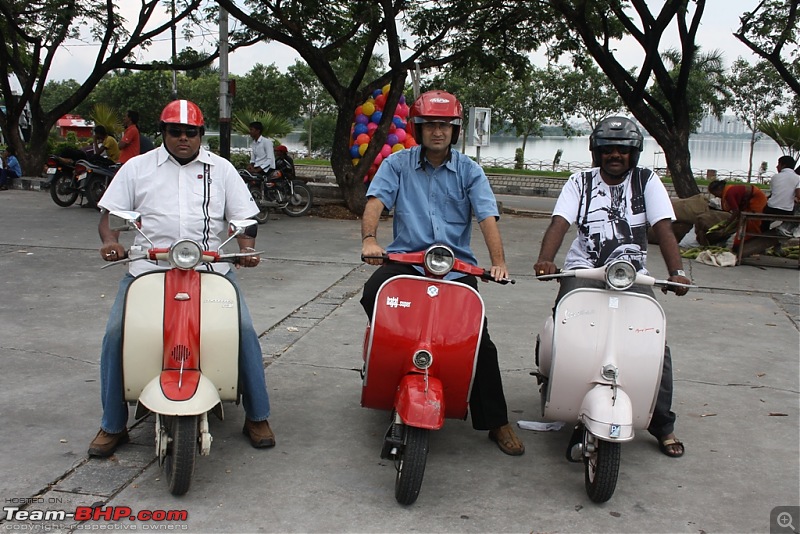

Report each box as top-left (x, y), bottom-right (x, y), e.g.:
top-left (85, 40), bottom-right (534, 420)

top-left (105, 210), bottom-right (260, 495)
top-left (534, 259), bottom-right (693, 503)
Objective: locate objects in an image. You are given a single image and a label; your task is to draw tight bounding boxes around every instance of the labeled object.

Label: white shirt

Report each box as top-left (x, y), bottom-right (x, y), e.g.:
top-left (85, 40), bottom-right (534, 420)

top-left (250, 135), bottom-right (275, 171)
top-left (99, 146), bottom-right (258, 277)
top-left (553, 167), bottom-right (675, 274)
top-left (767, 167), bottom-right (800, 211)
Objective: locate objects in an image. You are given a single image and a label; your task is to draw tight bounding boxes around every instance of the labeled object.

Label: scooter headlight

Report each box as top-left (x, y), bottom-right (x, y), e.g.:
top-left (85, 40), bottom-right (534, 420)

top-left (412, 350), bottom-right (433, 370)
top-left (605, 260), bottom-right (636, 290)
top-left (169, 240), bottom-right (203, 269)
top-left (423, 245), bottom-right (455, 276)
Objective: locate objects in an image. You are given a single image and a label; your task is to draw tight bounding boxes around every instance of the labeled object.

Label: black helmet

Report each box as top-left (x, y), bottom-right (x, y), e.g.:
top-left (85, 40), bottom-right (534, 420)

top-left (590, 116), bottom-right (644, 168)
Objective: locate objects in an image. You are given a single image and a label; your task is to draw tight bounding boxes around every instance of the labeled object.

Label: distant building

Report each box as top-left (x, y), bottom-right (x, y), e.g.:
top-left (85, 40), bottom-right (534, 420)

top-left (56, 114), bottom-right (93, 138)
top-left (698, 115), bottom-right (748, 135)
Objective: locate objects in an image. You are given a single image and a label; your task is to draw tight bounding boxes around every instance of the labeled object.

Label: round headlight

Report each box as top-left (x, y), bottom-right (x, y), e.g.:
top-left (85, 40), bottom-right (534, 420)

top-left (412, 350), bottom-right (433, 370)
top-left (605, 260), bottom-right (636, 290)
top-left (424, 245), bottom-right (455, 276)
top-left (169, 240), bottom-right (202, 269)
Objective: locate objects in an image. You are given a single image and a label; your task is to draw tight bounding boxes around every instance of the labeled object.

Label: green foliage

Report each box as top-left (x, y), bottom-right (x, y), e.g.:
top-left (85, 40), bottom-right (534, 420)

top-left (91, 70), bottom-right (173, 135)
top-left (89, 104), bottom-right (123, 137)
top-left (229, 152), bottom-right (250, 169)
top-left (232, 110), bottom-right (292, 140)
top-left (757, 115), bottom-right (800, 159)
top-left (206, 136), bottom-right (220, 154)
top-left (235, 63), bottom-right (304, 120)
top-left (299, 112), bottom-right (336, 157)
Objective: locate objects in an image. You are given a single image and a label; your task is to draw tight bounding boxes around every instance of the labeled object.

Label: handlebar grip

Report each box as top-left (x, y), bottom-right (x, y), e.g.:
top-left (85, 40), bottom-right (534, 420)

top-left (361, 254), bottom-right (388, 262)
top-left (481, 270), bottom-right (515, 284)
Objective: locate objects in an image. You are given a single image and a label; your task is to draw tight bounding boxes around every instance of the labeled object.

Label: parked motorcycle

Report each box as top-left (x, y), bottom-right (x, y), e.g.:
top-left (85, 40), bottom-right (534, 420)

top-left (238, 168), bottom-right (313, 224)
top-left (46, 155), bottom-right (79, 206)
top-left (104, 210), bottom-right (260, 495)
top-left (75, 157), bottom-right (120, 208)
top-left (533, 260), bottom-right (693, 503)
top-left (361, 245), bottom-right (513, 505)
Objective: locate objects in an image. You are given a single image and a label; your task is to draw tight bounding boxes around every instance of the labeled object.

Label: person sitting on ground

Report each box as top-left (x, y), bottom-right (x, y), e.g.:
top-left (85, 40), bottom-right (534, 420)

top-left (91, 125), bottom-right (120, 164)
top-left (0, 146), bottom-right (22, 190)
top-left (707, 179), bottom-right (767, 253)
top-left (762, 155), bottom-right (800, 231)
top-left (246, 121), bottom-right (275, 175)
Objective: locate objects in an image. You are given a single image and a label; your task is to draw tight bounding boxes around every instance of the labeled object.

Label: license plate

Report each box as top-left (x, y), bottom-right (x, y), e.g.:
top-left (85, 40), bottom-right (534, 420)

top-left (46, 167), bottom-right (57, 174)
top-left (77, 172), bottom-right (88, 183)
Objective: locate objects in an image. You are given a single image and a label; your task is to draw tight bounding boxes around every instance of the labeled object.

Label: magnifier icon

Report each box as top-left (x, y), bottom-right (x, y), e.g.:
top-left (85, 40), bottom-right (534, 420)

top-left (778, 512), bottom-right (796, 532)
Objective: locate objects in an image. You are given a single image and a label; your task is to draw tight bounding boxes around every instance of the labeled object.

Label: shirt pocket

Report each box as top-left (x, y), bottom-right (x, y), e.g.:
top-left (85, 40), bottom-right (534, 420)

top-left (443, 193), bottom-right (470, 224)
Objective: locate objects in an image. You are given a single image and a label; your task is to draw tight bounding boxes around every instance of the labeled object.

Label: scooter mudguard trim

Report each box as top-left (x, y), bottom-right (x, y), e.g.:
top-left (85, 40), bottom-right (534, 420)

top-left (361, 275), bottom-right (483, 419)
top-left (139, 373), bottom-right (222, 416)
top-left (580, 386), bottom-right (634, 442)
top-left (394, 374), bottom-right (446, 430)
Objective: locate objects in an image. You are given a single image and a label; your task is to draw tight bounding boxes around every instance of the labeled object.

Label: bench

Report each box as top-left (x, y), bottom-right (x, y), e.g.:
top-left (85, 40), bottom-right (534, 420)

top-left (735, 211), bottom-right (800, 268)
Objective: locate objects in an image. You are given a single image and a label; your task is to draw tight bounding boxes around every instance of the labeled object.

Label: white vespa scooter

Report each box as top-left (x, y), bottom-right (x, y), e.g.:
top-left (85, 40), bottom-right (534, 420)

top-left (105, 210), bottom-right (260, 495)
top-left (533, 259), bottom-right (693, 503)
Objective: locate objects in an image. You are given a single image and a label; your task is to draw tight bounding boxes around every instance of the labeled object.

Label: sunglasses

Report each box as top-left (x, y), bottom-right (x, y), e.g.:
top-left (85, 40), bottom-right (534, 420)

top-left (166, 126), bottom-right (200, 138)
top-left (599, 145), bottom-right (633, 155)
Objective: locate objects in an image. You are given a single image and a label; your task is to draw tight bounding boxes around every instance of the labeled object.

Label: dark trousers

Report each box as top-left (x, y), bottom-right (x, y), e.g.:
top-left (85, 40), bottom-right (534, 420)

top-left (554, 277), bottom-right (676, 439)
top-left (360, 264), bottom-right (509, 430)
top-left (761, 205), bottom-right (796, 232)
top-left (0, 168), bottom-right (19, 187)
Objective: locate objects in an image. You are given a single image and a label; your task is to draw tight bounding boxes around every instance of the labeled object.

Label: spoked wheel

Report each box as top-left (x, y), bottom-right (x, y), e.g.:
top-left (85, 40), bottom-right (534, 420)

top-left (584, 431), bottom-right (621, 503)
top-left (85, 177), bottom-right (107, 209)
top-left (281, 181), bottom-right (313, 217)
top-left (163, 415), bottom-right (199, 496)
top-left (49, 174), bottom-right (79, 207)
top-left (250, 188), bottom-right (270, 224)
top-left (394, 425), bottom-right (429, 506)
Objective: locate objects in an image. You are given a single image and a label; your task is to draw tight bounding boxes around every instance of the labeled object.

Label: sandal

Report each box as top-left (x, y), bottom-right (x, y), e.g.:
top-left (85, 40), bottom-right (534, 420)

top-left (488, 424), bottom-right (525, 456)
top-left (658, 436), bottom-right (685, 458)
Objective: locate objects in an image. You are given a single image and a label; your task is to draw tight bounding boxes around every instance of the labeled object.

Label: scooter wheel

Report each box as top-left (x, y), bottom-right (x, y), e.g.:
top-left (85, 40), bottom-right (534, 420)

top-left (584, 435), bottom-right (620, 503)
top-left (394, 426), bottom-right (429, 505)
top-left (163, 415), bottom-right (199, 496)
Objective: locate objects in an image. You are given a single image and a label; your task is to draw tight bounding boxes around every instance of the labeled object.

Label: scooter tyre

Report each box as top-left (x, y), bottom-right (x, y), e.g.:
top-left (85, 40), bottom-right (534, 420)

top-left (281, 181), bottom-right (313, 217)
top-left (394, 426), bottom-right (429, 506)
top-left (50, 173), bottom-right (79, 207)
top-left (584, 436), bottom-right (620, 503)
top-left (250, 188), bottom-right (270, 224)
top-left (164, 415), bottom-right (198, 496)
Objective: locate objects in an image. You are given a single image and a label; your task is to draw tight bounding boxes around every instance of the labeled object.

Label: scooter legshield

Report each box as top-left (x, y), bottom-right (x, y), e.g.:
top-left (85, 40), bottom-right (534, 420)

top-left (544, 288), bottom-right (665, 429)
top-left (361, 275), bottom-right (484, 420)
top-left (394, 374), bottom-right (445, 430)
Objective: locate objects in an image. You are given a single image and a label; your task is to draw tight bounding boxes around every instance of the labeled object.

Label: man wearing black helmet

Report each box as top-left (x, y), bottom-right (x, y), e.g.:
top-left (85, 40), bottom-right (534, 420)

top-left (534, 116), bottom-right (691, 458)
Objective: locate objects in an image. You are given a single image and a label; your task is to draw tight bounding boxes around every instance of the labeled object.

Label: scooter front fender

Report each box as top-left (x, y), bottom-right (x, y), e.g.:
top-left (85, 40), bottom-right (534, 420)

top-left (138, 373), bottom-right (223, 417)
top-left (580, 385), bottom-right (634, 442)
top-left (395, 374), bottom-right (445, 430)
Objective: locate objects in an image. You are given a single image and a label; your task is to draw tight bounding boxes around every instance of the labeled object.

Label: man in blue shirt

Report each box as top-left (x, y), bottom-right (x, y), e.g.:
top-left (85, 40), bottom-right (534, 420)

top-left (359, 90), bottom-right (524, 456)
top-left (246, 121), bottom-right (275, 175)
top-left (0, 146), bottom-right (22, 190)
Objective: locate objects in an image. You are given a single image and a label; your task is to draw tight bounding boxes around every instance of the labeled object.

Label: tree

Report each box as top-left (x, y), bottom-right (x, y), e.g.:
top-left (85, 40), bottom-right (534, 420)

top-left (0, 0), bottom-right (259, 174)
top-left (214, 0), bottom-right (542, 214)
top-left (90, 70), bottom-right (174, 134)
top-left (559, 59), bottom-right (625, 132)
top-left (735, 0), bottom-right (799, 96)
top-left (545, 0), bottom-right (714, 198)
top-left (727, 58), bottom-right (786, 181)
top-left (288, 61), bottom-right (335, 156)
top-left (758, 115), bottom-right (800, 161)
top-left (234, 63), bottom-right (303, 120)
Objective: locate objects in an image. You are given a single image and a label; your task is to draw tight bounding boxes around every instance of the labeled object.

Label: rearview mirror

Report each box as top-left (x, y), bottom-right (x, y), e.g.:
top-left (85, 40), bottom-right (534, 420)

top-left (108, 211), bottom-right (141, 232)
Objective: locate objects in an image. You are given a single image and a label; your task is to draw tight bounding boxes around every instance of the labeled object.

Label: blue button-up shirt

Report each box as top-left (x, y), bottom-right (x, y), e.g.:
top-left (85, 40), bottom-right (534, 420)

top-left (367, 146), bottom-right (499, 275)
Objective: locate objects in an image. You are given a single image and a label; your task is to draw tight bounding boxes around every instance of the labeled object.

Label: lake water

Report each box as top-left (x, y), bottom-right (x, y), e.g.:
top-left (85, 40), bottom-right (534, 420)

top-left (238, 132), bottom-right (786, 180)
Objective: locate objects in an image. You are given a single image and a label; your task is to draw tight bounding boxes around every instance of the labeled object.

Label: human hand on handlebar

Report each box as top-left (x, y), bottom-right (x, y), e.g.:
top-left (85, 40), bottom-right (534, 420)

top-left (485, 263), bottom-right (509, 282)
top-left (362, 238), bottom-right (385, 266)
top-left (663, 274), bottom-right (692, 296)
top-left (100, 242), bottom-right (127, 262)
top-left (236, 247), bottom-right (261, 269)
top-left (533, 260), bottom-right (559, 277)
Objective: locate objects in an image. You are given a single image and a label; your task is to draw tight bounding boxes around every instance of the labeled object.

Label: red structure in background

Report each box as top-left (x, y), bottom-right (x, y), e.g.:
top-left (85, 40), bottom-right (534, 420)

top-left (56, 114), bottom-right (93, 138)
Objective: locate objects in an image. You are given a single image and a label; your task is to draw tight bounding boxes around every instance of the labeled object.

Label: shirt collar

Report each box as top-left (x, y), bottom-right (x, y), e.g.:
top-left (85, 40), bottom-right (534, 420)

top-left (415, 146), bottom-right (454, 170)
top-left (157, 145), bottom-right (213, 167)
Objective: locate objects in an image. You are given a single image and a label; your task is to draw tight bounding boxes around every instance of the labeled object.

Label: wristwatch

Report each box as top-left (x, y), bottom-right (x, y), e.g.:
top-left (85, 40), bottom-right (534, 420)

top-left (670, 269), bottom-right (687, 277)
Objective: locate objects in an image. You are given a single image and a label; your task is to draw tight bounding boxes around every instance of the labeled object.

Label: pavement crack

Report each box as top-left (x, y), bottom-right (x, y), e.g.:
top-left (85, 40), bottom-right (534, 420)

top-left (2, 346), bottom-right (96, 365)
top-left (677, 378), bottom-right (799, 394)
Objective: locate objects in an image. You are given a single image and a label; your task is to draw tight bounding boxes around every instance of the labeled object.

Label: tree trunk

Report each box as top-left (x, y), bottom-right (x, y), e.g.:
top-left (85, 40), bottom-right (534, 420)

top-left (747, 129), bottom-right (756, 183)
top-left (661, 139), bottom-right (701, 198)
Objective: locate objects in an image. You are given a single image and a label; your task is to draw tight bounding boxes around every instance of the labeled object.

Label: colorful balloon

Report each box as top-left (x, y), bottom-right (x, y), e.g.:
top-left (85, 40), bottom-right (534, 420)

top-left (394, 128), bottom-right (406, 142)
top-left (359, 143), bottom-right (369, 156)
top-left (356, 133), bottom-right (371, 146)
top-left (387, 134), bottom-right (398, 146)
top-left (380, 144), bottom-right (392, 157)
top-left (392, 143), bottom-right (405, 153)
top-left (370, 111), bottom-right (383, 124)
top-left (362, 101), bottom-right (375, 116)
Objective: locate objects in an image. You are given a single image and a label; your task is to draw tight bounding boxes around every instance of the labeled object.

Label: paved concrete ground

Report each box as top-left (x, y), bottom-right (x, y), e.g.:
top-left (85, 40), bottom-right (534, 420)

top-left (0, 188), bottom-right (798, 533)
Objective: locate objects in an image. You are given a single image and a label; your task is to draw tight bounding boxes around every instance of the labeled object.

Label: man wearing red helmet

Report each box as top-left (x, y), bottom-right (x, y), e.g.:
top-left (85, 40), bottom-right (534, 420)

top-left (89, 99), bottom-right (276, 457)
top-left (360, 90), bottom-right (525, 456)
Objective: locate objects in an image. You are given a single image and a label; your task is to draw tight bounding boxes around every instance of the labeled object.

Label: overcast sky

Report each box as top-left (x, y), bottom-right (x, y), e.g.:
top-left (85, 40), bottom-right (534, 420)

top-left (46, 1), bottom-right (766, 83)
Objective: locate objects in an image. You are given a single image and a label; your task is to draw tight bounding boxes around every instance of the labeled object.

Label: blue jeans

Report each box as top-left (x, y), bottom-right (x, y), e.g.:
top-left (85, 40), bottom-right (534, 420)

top-left (100, 270), bottom-right (271, 433)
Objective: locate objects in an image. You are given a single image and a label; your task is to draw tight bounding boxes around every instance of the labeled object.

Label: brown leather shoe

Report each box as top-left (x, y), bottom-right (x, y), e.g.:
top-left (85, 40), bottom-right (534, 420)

top-left (488, 423), bottom-right (525, 456)
top-left (88, 429), bottom-right (129, 457)
top-left (242, 419), bottom-right (276, 448)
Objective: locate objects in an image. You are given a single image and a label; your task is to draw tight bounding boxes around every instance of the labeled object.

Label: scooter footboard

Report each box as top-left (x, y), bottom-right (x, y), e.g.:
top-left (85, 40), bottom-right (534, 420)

top-left (394, 375), bottom-right (445, 430)
top-left (580, 386), bottom-right (634, 442)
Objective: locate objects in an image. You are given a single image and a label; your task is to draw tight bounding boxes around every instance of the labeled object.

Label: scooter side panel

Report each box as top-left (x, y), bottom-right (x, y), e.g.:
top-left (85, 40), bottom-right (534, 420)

top-left (122, 272), bottom-right (166, 402)
top-left (362, 276), bottom-right (483, 420)
top-left (546, 289), bottom-right (665, 429)
top-left (394, 374), bottom-right (445, 430)
top-left (199, 273), bottom-right (240, 402)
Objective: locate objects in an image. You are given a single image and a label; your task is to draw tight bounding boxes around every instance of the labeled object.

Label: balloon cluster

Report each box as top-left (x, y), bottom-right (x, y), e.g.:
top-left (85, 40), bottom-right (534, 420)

top-left (349, 84), bottom-right (417, 183)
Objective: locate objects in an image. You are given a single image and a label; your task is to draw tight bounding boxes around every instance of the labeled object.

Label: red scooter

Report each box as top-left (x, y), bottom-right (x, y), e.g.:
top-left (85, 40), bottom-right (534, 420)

top-left (361, 245), bottom-right (512, 505)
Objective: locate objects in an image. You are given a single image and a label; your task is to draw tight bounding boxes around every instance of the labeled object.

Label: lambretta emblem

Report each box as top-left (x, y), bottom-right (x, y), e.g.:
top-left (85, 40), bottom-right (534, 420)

top-left (427, 286), bottom-right (439, 298)
top-left (430, 97), bottom-right (450, 103)
top-left (386, 296), bottom-right (411, 308)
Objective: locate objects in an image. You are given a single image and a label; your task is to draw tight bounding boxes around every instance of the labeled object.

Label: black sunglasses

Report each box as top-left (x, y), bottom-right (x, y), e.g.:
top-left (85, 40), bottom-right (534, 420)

top-left (599, 145), bottom-right (633, 155)
top-left (166, 126), bottom-right (200, 138)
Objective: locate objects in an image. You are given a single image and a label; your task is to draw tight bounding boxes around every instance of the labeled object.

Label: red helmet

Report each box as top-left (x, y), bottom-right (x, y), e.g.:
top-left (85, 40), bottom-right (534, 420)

top-left (409, 91), bottom-right (463, 144)
top-left (275, 145), bottom-right (288, 153)
top-left (159, 99), bottom-right (205, 129)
